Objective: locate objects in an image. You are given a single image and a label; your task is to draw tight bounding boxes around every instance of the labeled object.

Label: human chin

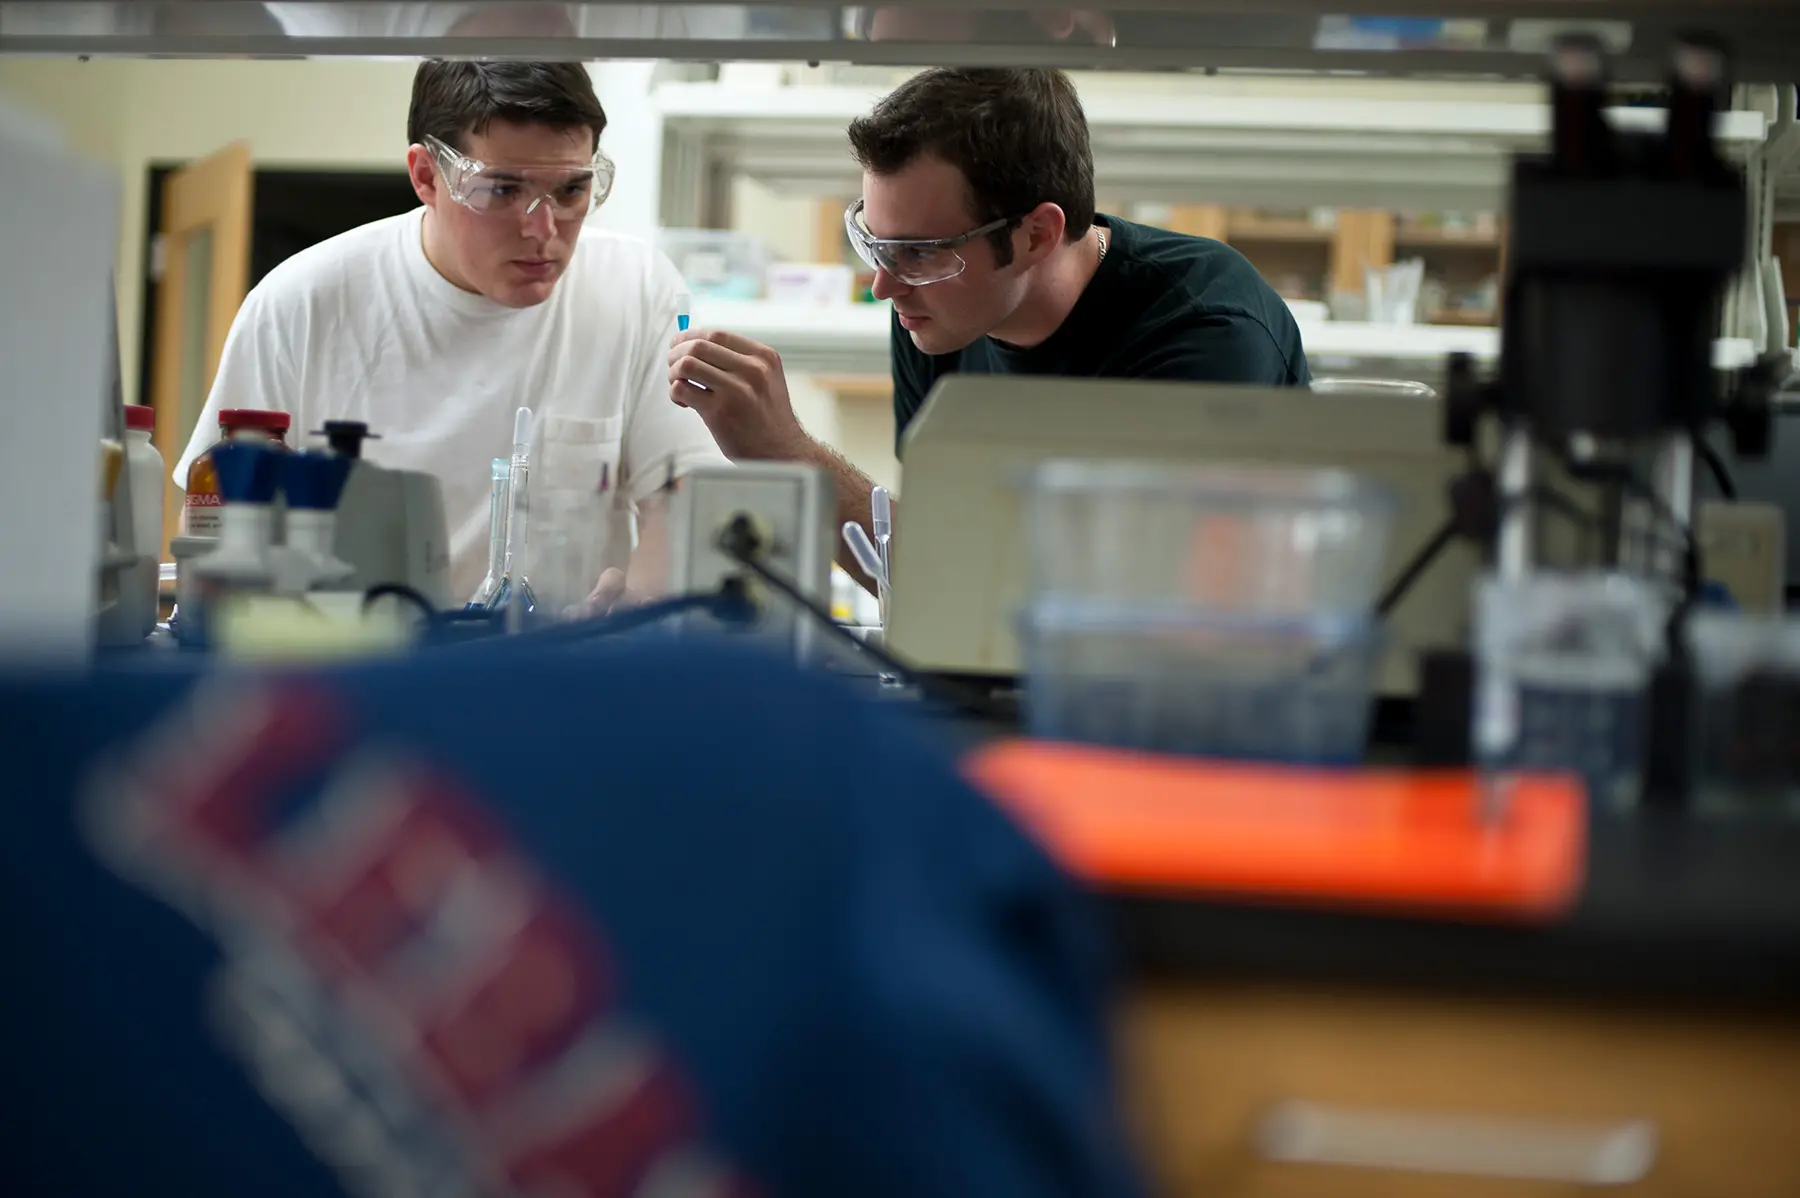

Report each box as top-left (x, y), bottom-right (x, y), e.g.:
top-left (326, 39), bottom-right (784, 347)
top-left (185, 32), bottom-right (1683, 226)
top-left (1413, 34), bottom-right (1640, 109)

top-left (490, 261), bottom-right (563, 307)
top-left (907, 319), bottom-right (977, 356)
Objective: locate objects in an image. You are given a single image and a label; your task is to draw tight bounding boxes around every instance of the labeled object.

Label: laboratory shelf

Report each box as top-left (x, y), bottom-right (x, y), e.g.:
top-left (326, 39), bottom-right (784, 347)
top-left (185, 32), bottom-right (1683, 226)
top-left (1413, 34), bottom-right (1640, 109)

top-left (686, 298), bottom-right (1768, 379)
top-left (1394, 228), bottom-right (1503, 249)
top-left (656, 79), bottom-right (1770, 213)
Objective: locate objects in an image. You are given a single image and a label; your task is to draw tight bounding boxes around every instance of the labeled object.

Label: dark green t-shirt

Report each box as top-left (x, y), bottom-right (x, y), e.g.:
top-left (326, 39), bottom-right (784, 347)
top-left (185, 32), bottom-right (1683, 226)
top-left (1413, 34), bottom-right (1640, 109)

top-left (891, 214), bottom-right (1310, 452)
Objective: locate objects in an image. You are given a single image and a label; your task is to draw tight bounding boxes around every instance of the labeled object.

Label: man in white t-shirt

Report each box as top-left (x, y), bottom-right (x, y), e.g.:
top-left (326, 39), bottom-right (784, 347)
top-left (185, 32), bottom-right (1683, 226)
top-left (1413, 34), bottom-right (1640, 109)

top-left (177, 59), bottom-right (726, 609)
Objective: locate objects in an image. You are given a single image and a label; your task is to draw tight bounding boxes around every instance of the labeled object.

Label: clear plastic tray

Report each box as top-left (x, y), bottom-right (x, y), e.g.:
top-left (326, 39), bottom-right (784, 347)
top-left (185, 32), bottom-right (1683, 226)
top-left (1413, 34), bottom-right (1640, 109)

top-left (1685, 611), bottom-right (1800, 812)
top-left (657, 228), bottom-right (770, 300)
top-left (1023, 459), bottom-right (1397, 618)
top-left (1020, 601), bottom-right (1381, 765)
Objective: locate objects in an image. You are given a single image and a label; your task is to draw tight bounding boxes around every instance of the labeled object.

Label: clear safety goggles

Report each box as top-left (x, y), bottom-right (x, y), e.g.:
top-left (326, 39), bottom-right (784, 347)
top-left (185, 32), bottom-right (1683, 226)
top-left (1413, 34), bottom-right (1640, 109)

top-left (424, 134), bottom-right (616, 219)
top-left (843, 196), bottom-right (1020, 286)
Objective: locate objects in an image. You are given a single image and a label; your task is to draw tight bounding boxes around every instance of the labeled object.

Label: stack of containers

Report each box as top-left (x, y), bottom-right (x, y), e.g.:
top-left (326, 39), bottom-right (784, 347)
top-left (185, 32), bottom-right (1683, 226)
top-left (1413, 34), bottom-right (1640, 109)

top-left (1019, 460), bottom-right (1398, 764)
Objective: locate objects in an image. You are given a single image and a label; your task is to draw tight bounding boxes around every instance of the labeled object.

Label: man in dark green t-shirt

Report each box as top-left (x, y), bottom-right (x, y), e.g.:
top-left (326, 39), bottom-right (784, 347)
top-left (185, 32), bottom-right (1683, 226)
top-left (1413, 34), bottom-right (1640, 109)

top-left (667, 67), bottom-right (1310, 582)
top-left (892, 211), bottom-right (1310, 451)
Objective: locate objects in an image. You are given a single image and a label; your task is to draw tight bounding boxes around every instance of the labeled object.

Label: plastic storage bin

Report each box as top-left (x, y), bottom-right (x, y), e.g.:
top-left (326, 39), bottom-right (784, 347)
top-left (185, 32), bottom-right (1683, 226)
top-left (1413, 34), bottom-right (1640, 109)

top-left (1473, 572), bottom-right (1667, 810)
top-left (1023, 460), bottom-right (1397, 617)
top-left (1019, 602), bottom-right (1383, 764)
top-left (1685, 611), bottom-right (1800, 813)
top-left (657, 228), bottom-right (771, 300)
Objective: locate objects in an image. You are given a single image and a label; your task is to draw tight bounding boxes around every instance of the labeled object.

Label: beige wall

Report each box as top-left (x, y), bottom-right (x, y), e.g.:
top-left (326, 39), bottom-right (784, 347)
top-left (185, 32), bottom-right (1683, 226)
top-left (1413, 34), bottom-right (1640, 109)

top-left (0, 57), bottom-right (418, 403)
top-left (732, 173), bottom-right (818, 265)
top-left (833, 394), bottom-right (898, 493)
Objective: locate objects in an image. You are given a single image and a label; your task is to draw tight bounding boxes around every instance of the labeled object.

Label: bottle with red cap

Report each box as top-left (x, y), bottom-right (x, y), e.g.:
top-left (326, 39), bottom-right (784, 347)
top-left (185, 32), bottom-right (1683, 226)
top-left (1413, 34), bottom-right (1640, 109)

top-left (183, 409), bottom-right (290, 537)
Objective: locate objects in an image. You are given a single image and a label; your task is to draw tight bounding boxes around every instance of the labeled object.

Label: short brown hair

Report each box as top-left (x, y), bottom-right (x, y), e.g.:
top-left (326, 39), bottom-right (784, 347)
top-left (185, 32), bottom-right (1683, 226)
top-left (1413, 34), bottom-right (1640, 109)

top-left (847, 68), bottom-right (1094, 268)
top-left (407, 60), bottom-right (606, 154)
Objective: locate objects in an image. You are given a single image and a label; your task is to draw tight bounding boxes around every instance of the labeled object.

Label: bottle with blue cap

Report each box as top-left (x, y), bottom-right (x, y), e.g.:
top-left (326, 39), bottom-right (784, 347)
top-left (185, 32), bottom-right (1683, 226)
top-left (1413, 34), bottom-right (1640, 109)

top-left (186, 440), bottom-right (286, 643)
top-left (269, 450), bottom-right (356, 594)
top-left (191, 442), bottom-right (282, 583)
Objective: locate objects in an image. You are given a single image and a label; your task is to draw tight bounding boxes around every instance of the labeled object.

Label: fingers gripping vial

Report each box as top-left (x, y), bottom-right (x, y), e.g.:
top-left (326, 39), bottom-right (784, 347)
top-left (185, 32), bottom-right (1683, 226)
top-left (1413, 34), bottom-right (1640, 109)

top-left (674, 292), bottom-right (707, 392)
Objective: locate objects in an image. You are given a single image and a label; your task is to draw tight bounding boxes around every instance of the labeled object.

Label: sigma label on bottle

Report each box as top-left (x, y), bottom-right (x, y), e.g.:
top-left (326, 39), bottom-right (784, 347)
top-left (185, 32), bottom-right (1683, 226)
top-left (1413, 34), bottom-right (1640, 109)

top-left (183, 487), bottom-right (225, 536)
top-left (183, 409), bottom-right (291, 536)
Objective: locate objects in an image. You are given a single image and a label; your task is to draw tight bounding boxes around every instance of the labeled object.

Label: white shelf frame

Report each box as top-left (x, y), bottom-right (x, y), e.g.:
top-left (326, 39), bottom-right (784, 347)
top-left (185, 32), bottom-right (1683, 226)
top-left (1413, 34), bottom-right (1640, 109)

top-left (687, 298), bottom-right (1768, 379)
top-left (656, 79), bottom-right (1770, 215)
top-left (660, 75), bottom-right (1793, 363)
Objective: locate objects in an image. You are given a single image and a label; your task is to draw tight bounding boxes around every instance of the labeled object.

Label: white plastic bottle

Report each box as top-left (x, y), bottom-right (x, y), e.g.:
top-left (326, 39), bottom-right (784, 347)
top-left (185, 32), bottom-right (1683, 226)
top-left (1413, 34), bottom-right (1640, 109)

top-left (121, 404), bottom-right (165, 637)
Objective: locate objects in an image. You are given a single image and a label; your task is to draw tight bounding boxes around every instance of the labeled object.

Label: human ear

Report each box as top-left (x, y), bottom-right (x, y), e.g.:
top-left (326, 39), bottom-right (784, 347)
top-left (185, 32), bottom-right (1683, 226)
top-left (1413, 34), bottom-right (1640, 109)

top-left (405, 144), bottom-right (438, 208)
top-left (1021, 201), bottom-right (1068, 262)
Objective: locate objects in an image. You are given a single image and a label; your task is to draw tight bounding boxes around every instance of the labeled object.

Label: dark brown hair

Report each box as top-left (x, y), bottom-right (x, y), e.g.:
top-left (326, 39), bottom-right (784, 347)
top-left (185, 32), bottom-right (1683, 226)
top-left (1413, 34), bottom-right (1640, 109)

top-left (847, 68), bottom-right (1094, 267)
top-left (408, 60), bottom-right (606, 154)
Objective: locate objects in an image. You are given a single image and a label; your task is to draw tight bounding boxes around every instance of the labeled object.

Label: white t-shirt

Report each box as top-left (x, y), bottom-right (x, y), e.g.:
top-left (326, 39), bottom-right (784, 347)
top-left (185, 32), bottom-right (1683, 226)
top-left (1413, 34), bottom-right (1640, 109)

top-left (177, 206), bottom-right (726, 602)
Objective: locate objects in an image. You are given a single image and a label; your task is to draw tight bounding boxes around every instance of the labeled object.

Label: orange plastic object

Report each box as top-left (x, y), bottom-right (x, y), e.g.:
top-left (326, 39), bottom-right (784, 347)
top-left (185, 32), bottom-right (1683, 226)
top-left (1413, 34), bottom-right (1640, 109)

top-left (965, 740), bottom-right (1588, 922)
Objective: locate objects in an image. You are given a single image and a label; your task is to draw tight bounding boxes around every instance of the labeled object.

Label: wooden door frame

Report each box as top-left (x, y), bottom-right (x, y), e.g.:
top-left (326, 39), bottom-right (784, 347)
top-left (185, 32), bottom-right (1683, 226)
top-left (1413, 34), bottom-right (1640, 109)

top-left (148, 140), bottom-right (253, 556)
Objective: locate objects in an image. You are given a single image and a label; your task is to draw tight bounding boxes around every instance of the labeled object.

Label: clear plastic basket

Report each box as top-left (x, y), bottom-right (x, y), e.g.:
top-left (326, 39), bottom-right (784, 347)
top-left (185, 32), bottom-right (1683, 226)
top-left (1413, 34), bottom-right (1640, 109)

top-left (1023, 459), bottom-right (1398, 618)
top-left (1019, 600), bottom-right (1382, 765)
top-left (657, 228), bottom-right (771, 300)
top-left (1473, 572), bottom-right (1667, 811)
top-left (1685, 611), bottom-right (1800, 813)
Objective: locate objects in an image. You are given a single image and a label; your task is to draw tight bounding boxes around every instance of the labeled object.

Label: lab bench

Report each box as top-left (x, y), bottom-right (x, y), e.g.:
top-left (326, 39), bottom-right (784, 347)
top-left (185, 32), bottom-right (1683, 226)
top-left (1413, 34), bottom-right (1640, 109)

top-left (914, 696), bottom-right (1800, 1197)
top-left (1109, 820), bottom-right (1800, 1195)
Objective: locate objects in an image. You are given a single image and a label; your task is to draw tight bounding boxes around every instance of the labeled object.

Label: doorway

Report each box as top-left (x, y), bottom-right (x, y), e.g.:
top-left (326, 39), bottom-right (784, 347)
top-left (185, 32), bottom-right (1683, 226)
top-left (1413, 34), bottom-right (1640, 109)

top-left (137, 165), bottom-right (419, 410)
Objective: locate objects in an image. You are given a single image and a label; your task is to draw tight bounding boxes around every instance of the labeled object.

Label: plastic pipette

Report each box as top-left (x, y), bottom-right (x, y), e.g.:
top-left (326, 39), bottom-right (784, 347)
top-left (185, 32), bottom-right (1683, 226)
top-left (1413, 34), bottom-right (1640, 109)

top-left (870, 486), bottom-right (893, 595)
top-left (842, 518), bottom-right (889, 630)
top-left (841, 521), bottom-right (885, 582)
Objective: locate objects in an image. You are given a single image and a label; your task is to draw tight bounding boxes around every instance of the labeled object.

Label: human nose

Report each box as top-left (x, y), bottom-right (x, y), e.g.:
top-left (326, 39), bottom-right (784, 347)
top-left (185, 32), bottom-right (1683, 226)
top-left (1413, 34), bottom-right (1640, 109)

top-left (870, 267), bottom-right (911, 302)
top-left (521, 197), bottom-right (557, 241)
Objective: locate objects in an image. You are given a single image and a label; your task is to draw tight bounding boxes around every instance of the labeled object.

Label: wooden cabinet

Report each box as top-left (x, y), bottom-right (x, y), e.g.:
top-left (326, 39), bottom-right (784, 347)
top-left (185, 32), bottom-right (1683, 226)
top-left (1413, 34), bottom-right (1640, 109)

top-left (1329, 211), bottom-right (1397, 302)
top-left (1775, 222), bottom-right (1800, 341)
top-left (1133, 203), bottom-right (1505, 325)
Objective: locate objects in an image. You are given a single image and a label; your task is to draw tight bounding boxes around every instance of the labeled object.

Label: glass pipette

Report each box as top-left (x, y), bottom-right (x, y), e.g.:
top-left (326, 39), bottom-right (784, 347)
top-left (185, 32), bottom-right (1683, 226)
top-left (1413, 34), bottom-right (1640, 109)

top-left (497, 405), bottom-right (537, 628)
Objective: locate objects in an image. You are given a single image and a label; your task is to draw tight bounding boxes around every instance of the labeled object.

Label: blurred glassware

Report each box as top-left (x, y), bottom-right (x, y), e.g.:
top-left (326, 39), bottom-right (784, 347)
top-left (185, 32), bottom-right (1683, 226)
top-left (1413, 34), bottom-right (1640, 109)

top-left (1475, 572), bottom-right (1668, 811)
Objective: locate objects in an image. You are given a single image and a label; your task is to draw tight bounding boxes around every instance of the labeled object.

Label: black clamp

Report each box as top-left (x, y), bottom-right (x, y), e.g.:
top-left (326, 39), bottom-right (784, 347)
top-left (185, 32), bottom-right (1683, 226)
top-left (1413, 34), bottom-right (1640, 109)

top-left (312, 420), bottom-right (382, 460)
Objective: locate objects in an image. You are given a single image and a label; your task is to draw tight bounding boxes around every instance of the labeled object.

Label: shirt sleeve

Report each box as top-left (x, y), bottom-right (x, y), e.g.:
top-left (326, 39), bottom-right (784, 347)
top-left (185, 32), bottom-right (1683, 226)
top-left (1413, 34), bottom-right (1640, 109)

top-left (622, 253), bottom-right (730, 505)
top-left (1118, 311), bottom-right (1300, 386)
top-left (171, 285), bottom-right (302, 488)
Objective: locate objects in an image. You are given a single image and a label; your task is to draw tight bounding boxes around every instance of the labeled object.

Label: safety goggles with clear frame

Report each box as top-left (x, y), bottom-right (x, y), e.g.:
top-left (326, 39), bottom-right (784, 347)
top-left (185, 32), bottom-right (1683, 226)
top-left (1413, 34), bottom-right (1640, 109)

top-left (424, 134), bottom-right (616, 219)
top-left (843, 197), bottom-right (1023, 286)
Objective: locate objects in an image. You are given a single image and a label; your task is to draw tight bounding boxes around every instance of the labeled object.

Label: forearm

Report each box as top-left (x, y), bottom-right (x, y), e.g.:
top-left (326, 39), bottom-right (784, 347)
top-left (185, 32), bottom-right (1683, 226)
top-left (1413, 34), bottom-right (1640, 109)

top-left (794, 437), bottom-right (888, 595)
top-left (628, 490), bottom-right (674, 598)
